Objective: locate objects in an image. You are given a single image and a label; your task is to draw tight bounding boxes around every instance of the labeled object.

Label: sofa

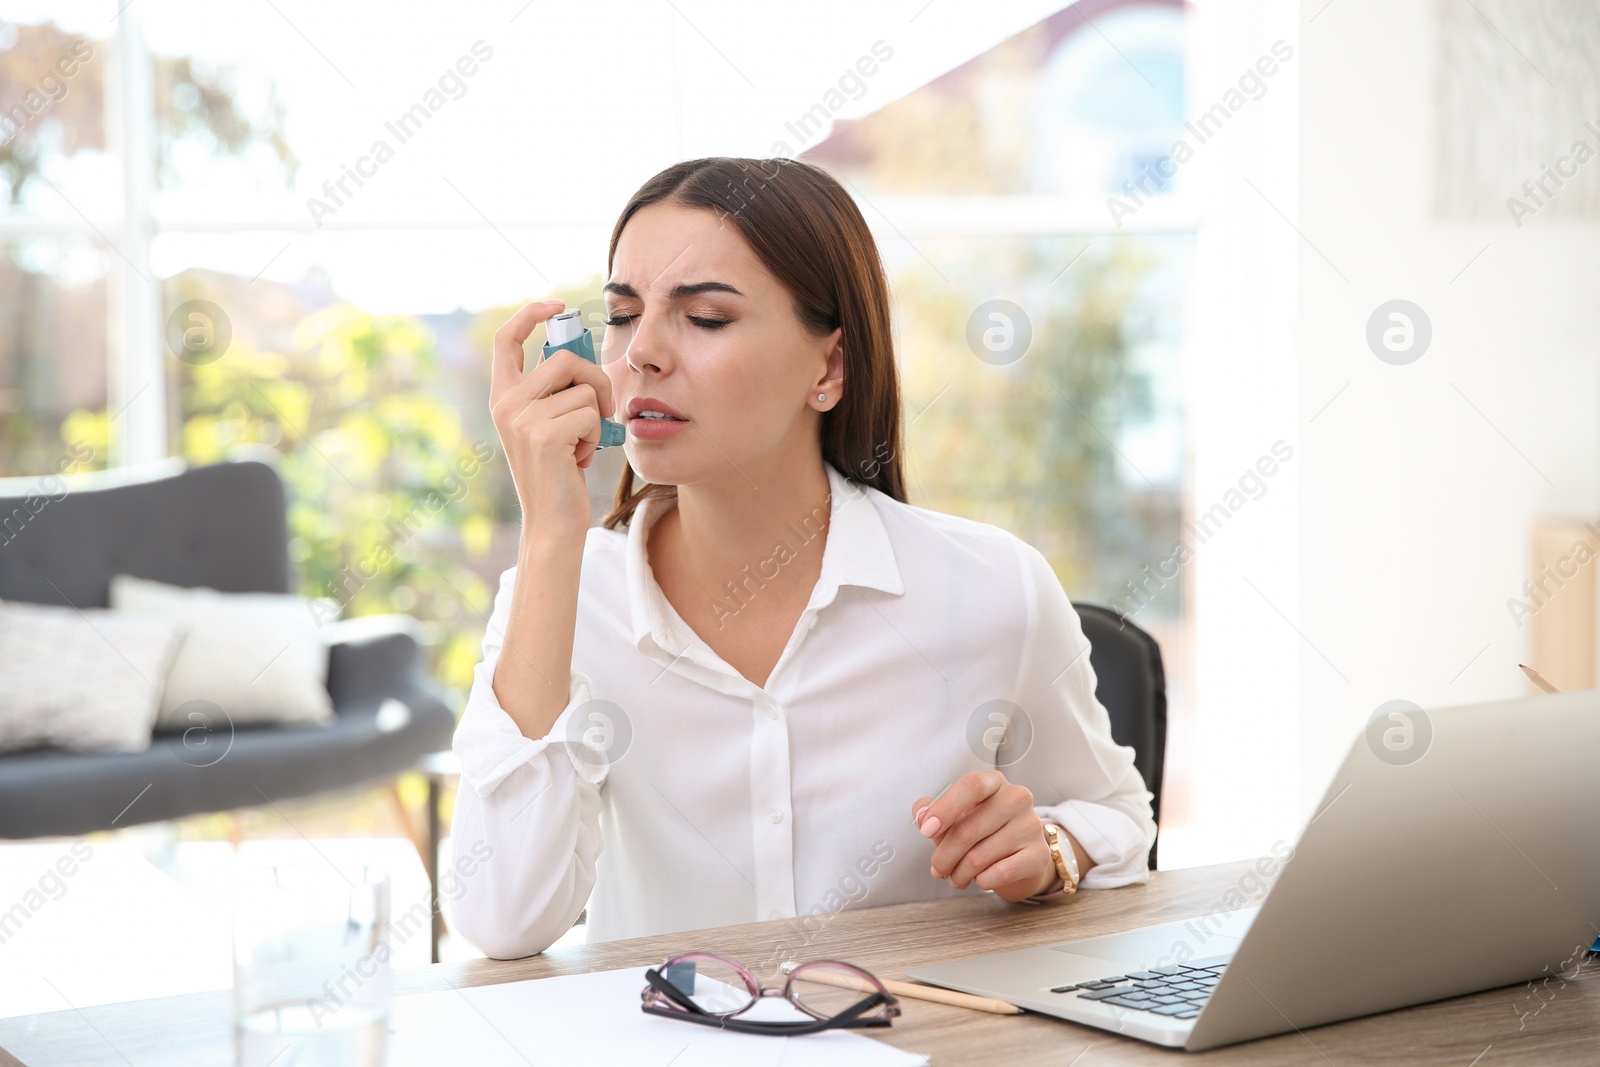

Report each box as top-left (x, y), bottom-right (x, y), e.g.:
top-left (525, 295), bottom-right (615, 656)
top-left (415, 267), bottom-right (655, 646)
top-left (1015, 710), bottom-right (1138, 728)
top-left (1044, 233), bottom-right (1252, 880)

top-left (0, 458), bottom-right (454, 841)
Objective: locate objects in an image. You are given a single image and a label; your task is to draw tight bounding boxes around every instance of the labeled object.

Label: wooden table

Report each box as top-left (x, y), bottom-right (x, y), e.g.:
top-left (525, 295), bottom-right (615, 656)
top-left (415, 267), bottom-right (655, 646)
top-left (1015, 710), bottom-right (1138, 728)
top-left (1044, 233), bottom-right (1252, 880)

top-left (2, 860), bottom-right (1595, 1065)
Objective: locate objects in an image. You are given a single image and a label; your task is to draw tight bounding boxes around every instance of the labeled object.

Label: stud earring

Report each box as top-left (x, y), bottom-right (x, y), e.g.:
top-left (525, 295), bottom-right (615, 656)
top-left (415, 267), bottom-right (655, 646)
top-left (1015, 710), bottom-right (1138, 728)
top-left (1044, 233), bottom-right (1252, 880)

top-left (817, 393), bottom-right (827, 403)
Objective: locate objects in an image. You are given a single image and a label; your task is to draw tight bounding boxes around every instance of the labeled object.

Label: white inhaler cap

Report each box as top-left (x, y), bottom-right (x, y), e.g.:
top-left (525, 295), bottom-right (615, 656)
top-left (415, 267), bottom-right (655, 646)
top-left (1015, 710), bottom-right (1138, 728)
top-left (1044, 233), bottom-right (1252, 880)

top-left (545, 308), bottom-right (584, 346)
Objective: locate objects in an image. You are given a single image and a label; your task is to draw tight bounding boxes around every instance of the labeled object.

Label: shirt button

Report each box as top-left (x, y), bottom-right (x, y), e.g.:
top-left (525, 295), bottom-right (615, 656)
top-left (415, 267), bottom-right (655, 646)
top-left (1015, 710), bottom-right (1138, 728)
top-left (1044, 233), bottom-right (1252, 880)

top-left (769, 808), bottom-right (784, 824)
top-left (766, 701), bottom-right (781, 720)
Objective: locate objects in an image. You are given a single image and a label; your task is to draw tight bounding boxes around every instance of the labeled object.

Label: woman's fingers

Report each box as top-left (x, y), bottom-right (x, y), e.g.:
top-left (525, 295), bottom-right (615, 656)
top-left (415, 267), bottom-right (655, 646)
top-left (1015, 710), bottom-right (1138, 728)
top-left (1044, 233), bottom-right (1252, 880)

top-left (924, 772), bottom-right (1037, 885)
top-left (507, 379), bottom-right (597, 425)
top-left (948, 824), bottom-right (1039, 890)
top-left (487, 301), bottom-right (611, 542)
top-left (930, 802), bottom-right (1017, 881)
top-left (917, 770), bottom-right (1004, 838)
top-left (490, 299), bottom-right (567, 405)
top-left (496, 348), bottom-right (615, 421)
top-left (550, 405), bottom-right (603, 461)
top-left (978, 853), bottom-right (1052, 901)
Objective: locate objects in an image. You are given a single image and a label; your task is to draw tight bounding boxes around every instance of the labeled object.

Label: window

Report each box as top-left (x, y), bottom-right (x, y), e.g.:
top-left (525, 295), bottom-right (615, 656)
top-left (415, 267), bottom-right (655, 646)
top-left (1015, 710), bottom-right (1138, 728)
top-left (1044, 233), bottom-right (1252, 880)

top-left (800, 0), bottom-right (1197, 834)
top-left (2, 2), bottom-right (1204, 838)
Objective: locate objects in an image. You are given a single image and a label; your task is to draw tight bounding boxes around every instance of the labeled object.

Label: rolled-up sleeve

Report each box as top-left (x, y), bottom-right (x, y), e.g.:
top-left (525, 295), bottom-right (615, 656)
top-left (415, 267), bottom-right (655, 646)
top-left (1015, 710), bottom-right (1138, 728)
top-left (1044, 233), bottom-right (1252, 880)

top-left (1004, 541), bottom-right (1156, 889)
top-left (447, 564), bottom-right (609, 959)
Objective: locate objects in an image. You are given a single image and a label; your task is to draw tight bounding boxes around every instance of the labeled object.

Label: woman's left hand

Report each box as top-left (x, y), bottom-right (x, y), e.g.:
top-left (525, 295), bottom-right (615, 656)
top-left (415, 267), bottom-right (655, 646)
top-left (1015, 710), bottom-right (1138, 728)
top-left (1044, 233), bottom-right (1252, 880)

top-left (911, 770), bottom-right (1057, 902)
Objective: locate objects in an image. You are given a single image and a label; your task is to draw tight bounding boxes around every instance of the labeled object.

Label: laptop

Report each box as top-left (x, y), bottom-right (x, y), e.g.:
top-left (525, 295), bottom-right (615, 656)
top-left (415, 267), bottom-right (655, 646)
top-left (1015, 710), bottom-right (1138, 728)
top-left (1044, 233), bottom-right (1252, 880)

top-left (906, 689), bottom-right (1600, 1051)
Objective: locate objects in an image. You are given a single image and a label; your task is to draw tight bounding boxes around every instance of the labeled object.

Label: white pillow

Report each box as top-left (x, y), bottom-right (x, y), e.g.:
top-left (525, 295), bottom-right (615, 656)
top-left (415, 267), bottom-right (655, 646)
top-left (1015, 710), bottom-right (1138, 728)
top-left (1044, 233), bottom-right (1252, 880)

top-left (109, 575), bottom-right (339, 730)
top-left (0, 599), bottom-right (183, 754)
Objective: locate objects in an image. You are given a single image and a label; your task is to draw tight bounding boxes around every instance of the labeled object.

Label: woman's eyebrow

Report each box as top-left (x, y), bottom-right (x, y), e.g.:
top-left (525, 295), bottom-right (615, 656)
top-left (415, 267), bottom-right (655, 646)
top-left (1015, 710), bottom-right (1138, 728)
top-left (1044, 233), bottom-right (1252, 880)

top-left (603, 280), bottom-right (744, 300)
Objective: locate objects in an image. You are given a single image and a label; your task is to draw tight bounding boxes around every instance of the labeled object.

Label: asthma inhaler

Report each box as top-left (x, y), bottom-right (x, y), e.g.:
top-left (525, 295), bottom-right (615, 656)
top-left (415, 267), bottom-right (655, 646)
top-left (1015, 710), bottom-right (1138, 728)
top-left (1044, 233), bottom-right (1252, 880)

top-left (542, 308), bottom-right (625, 448)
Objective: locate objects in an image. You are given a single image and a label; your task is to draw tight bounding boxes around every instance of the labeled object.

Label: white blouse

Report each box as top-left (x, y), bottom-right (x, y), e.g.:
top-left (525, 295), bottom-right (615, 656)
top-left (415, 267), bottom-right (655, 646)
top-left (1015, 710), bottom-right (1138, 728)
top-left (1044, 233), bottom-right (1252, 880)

top-left (449, 461), bottom-right (1156, 960)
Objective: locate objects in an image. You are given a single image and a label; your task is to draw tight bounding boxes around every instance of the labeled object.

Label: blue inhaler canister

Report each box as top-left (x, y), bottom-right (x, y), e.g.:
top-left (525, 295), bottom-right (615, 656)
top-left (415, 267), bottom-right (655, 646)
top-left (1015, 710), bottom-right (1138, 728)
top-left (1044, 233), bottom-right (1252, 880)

top-left (542, 308), bottom-right (626, 448)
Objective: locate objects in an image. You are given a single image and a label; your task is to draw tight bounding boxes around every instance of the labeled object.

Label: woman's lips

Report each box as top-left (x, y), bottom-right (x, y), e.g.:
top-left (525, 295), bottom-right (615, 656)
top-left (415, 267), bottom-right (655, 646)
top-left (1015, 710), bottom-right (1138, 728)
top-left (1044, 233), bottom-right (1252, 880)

top-left (626, 397), bottom-right (688, 420)
top-left (626, 414), bottom-right (690, 440)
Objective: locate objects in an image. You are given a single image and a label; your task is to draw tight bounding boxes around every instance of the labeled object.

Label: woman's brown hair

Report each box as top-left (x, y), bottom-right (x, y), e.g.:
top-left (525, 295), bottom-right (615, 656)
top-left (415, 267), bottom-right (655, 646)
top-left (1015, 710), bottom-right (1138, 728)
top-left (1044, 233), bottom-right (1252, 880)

top-left (600, 157), bottom-right (906, 530)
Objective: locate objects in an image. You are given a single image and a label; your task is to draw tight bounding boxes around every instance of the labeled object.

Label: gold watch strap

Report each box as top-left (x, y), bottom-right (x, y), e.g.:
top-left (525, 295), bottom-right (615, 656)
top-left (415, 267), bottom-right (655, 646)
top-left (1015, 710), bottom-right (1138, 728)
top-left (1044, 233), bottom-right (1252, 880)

top-left (1043, 822), bottom-right (1080, 894)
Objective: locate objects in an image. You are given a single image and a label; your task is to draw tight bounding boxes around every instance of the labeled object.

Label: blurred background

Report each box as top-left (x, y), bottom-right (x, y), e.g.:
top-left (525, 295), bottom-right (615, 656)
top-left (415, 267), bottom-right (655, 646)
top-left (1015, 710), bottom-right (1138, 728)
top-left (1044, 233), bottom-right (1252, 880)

top-left (2, 0), bottom-right (1597, 1017)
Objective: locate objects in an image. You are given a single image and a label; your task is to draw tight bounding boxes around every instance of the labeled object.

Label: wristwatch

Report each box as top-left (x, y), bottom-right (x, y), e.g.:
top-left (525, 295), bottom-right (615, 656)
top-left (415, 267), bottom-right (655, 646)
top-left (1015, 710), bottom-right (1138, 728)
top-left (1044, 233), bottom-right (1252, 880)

top-left (1042, 822), bottom-right (1080, 895)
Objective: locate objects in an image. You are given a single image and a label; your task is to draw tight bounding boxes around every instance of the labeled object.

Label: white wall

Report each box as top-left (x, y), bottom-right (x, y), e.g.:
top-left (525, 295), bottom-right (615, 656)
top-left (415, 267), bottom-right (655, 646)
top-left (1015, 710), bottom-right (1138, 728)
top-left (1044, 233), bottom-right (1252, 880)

top-left (1294, 0), bottom-right (1600, 811)
top-left (1172, 0), bottom-right (1600, 868)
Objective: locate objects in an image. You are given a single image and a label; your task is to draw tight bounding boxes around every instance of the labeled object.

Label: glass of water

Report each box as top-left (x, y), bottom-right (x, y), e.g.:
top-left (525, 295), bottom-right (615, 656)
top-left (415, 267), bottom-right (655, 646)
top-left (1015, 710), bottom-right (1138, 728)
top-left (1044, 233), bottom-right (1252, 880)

top-left (232, 861), bottom-right (391, 1067)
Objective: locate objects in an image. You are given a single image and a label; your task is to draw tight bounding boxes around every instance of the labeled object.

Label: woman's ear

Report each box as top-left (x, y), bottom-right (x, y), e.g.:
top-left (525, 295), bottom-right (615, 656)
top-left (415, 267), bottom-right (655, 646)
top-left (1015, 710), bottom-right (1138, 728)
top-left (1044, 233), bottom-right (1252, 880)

top-left (814, 328), bottom-right (846, 404)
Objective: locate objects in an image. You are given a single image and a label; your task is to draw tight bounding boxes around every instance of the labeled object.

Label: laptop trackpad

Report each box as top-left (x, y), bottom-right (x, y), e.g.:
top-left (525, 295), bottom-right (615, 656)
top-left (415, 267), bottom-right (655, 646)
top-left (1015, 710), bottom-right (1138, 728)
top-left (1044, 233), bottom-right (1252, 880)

top-left (1048, 907), bottom-right (1260, 965)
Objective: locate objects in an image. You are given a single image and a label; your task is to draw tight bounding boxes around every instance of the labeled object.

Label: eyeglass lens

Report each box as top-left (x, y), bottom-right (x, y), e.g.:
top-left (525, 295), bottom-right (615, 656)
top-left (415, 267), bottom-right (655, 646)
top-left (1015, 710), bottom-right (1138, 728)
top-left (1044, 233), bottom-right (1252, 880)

top-left (662, 957), bottom-right (757, 1015)
top-left (786, 962), bottom-right (891, 1020)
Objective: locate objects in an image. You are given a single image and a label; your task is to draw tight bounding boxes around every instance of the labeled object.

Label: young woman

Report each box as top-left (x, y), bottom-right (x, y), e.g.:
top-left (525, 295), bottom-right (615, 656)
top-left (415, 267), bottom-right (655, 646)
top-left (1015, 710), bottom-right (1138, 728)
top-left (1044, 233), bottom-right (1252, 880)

top-left (449, 157), bottom-right (1155, 961)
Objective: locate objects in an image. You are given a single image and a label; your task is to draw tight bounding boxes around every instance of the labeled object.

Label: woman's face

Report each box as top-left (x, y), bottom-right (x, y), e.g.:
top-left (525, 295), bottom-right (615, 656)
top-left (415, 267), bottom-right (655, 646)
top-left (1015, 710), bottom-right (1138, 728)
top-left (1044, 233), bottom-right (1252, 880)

top-left (602, 201), bottom-right (842, 489)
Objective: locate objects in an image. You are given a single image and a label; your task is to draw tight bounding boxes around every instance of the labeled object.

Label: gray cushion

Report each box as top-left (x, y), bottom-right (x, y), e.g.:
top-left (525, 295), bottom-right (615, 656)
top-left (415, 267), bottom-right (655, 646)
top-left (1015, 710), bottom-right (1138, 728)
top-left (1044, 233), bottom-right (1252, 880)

top-left (0, 630), bottom-right (453, 837)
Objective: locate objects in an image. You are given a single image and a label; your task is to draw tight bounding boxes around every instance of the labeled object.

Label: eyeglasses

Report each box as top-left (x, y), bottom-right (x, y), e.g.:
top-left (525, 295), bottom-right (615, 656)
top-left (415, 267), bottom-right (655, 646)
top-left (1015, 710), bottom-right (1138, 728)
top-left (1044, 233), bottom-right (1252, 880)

top-left (640, 952), bottom-right (902, 1037)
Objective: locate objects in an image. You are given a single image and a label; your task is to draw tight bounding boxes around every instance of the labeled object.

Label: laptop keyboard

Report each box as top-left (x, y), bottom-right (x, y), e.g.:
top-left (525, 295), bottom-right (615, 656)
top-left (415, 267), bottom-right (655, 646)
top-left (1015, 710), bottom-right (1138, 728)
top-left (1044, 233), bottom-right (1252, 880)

top-left (1048, 956), bottom-right (1231, 1021)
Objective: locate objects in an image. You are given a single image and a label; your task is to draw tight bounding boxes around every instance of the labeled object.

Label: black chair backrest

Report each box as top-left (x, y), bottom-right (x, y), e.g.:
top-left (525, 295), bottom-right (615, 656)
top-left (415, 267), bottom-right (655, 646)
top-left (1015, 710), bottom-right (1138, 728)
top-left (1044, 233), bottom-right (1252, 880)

top-left (0, 460), bottom-right (290, 608)
top-left (1073, 602), bottom-right (1167, 869)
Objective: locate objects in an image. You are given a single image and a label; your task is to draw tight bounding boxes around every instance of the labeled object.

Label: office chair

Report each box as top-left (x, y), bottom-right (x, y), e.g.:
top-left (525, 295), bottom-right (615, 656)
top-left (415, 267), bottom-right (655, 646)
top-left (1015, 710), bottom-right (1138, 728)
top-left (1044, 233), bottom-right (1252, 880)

top-left (1071, 602), bottom-right (1168, 870)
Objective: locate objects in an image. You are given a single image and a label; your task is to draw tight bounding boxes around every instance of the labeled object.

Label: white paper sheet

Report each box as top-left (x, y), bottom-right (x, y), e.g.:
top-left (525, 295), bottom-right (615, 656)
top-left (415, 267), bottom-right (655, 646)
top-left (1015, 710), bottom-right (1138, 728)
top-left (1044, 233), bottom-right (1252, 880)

top-left (388, 965), bottom-right (928, 1066)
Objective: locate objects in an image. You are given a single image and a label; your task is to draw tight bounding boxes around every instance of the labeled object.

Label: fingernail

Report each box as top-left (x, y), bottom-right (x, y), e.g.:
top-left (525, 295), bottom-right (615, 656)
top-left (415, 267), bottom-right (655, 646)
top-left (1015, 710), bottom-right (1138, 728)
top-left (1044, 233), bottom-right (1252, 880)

top-left (930, 864), bottom-right (940, 879)
top-left (920, 816), bottom-right (941, 837)
top-left (913, 805), bottom-right (929, 825)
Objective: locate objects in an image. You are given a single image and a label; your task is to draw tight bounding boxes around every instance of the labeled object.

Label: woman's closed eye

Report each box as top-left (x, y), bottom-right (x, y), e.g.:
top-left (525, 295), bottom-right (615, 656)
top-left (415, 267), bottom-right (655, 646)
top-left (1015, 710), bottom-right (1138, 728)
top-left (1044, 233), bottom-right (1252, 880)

top-left (603, 312), bottom-right (732, 330)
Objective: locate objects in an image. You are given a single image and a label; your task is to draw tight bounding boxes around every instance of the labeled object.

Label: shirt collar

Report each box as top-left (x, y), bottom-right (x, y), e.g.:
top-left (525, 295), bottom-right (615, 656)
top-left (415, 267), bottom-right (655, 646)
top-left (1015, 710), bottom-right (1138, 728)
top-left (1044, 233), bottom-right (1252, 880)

top-left (626, 460), bottom-right (905, 654)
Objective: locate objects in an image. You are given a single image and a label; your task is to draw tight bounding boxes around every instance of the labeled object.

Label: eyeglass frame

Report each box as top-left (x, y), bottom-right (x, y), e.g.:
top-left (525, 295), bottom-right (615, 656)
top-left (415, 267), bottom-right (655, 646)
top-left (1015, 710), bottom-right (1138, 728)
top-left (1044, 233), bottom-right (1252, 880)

top-left (640, 951), bottom-right (902, 1037)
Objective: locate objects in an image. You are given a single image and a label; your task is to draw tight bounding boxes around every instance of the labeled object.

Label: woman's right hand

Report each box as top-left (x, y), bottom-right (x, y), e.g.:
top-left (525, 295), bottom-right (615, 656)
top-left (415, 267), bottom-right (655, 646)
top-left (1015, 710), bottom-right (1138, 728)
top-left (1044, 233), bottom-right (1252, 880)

top-left (491, 299), bottom-right (618, 543)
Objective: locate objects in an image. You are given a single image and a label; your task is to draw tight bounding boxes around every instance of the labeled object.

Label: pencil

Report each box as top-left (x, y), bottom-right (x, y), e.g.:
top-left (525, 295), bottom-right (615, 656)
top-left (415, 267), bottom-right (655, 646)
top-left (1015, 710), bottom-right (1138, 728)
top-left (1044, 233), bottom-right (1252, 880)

top-left (1520, 664), bottom-right (1561, 694)
top-left (781, 962), bottom-right (1022, 1015)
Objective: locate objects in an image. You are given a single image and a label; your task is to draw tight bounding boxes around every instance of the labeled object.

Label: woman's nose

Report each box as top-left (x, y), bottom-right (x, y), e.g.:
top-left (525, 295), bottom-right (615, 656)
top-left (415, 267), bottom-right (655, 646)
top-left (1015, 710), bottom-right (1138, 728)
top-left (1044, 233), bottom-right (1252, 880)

top-left (619, 312), bottom-right (673, 375)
